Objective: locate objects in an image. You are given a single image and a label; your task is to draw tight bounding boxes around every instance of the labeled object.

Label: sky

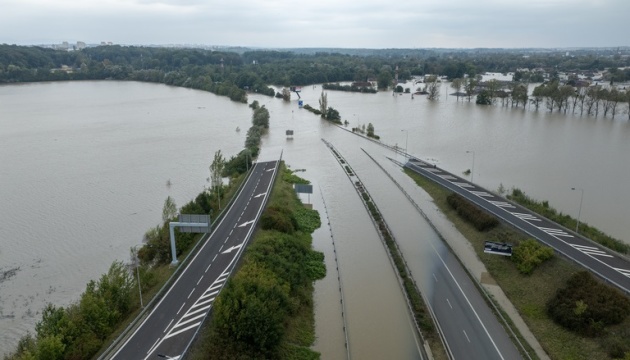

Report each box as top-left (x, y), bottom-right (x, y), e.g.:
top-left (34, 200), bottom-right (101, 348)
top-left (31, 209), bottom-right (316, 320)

top-left (1, 0), bottom-right (628, 49)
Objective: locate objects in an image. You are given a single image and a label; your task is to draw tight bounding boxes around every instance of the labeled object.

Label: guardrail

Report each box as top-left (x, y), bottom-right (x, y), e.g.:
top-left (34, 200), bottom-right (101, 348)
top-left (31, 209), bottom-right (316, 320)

top-left (322, 139), bottom-right (432, 360)
top-left (364, 151), bottom-right (533, 360)
top-left (98, 165), bottom-right (257, 360)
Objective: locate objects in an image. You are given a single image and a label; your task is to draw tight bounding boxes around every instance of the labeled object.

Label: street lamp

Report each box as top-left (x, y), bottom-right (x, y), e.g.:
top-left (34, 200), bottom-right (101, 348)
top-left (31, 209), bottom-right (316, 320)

top-left (466, 150), bottom-right (475, 183)
top-left (571, 187), bottom-right (584, 234)
top-left (401, 129), bottom-right (409, 159)
top-left (131, 246), bottom-right (144, 308)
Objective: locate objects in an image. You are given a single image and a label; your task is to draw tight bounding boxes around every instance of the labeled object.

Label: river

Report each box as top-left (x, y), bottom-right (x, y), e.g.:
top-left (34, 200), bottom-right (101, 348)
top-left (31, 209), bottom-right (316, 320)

top-left (1, 80), bottom-right (629, 356)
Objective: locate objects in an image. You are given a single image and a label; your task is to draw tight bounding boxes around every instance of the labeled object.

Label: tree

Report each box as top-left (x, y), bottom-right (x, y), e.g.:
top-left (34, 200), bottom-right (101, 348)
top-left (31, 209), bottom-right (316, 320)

top-left (318, 91), bottom-right (328, 117)
top-left (476, 90), bottom-right (492, 105)
top-left (425, 75), bottom-right (440, 101)
top-left (451, 78), bottom-right (463, 101)
top-left (377, 69), bottom-right (392, 89)
top-left (209, 150), bottom-right (225, 209)
top-left (162, 196), bottom-right (177, 224)
top-left (465, 77), bottom-right (478, 102)
top-left (367, 123), bottom-right (375, 137)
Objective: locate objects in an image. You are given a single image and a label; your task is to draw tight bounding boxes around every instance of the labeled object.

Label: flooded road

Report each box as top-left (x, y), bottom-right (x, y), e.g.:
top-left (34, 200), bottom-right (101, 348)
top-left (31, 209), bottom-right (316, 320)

top-left (2, 80), bottom-right (629, 356)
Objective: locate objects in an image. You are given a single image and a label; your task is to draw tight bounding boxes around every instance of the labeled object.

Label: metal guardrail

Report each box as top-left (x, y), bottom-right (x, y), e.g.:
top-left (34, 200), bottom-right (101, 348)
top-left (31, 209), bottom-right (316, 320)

top-left (180, 157), bottom-right (282, 359)
top-left (98, 165), bottom-right (257, 360)
top-left (322, 138), bottom-right (431, 360)
top-left (364, 151), bottom-right (533, 360)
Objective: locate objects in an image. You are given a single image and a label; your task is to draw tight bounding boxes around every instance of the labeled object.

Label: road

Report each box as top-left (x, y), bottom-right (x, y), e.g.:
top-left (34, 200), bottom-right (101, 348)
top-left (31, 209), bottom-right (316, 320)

top-left (429, 243), bottom-right (521, 360)
top-left (357, 150), bottom-right (522, 360)
top-left (405, 158), bottom-right (630, 295)
top-left (109, 160), bottom-right (279, 360)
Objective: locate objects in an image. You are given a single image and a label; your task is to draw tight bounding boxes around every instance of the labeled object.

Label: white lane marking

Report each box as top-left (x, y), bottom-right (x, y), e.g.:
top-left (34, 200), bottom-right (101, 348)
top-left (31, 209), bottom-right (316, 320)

top-left (453, 182), bottom-right (474, 188)
top-left (164, 319), bottom-right (174, 333)
top-left (463, 330), bottom-right (471, 343)
top-left (229, 229), bottom-right (233, 235)
top-left (510, 212), bottom-right (541, 222)
top-left (427, 168), bottom-right (441, 173)
top-left (197, 275), bottom-right (204, 286)
top-left (238, 219), bottom-right (255, 227)
top-left (212, 254), bottom-right (217, 262)
top-left (222, 243), bottom-right (243, 254)
top-left (200, 290), bottom-right (219, 300)
top-left (488, 200), bottom-right (516, 209)
top-left (446, 298), bottom-right (453, 309)
top-left (538, 227), bottom-right (574, 238)
top-left (254, 192), bottom-right (267, 198)
top-left (571, 244), bottom-right (614, 258)
top-left (434, 252), bottom-right (505, 359)
top-left (182, 304), bottom-right (212, 319)
top-left (177, 303), bottom-right (185, 315)
top-left (187, 288), bottom-right (195, 299)
top-left (191, 297), bottom-right (214, 309)
top-left (164, 322), bottom-right (203, 340)
top-left (433, 273), bottom-right (438, 282)
top-left (470, 191), bottom-right (493, 198)
top-left (147, 337), bottom-right (161, 355)
top-left (614, 268), bottom-right (630, 278)
top-left (266, 168), bottom-right (274, 172)
top-left (439, 175), bottom-right (457, 180)
top-left (176, 312), bottom-right (207, 328)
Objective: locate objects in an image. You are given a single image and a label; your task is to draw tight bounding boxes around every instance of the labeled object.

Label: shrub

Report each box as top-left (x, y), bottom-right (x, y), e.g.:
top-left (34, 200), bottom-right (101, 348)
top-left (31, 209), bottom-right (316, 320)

top-left (512, 239), bottom-right (554, 275)
top-left (260, 206), bottom-right (297, 233)
top-left (447, 193), bottom-right (499, 231)
top-left (547, 271), bottom-right (630, 337)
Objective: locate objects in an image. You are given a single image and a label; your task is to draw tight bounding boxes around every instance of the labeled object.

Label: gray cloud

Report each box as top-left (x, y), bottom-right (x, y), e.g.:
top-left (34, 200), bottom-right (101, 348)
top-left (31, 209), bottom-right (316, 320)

top-left (0, 0), bottom-right (627, 47)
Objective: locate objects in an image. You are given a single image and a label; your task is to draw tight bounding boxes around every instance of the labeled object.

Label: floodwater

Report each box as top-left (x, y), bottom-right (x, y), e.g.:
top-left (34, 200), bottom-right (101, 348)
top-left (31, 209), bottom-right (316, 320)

top-left (1, 79), bottom-right (629, 356)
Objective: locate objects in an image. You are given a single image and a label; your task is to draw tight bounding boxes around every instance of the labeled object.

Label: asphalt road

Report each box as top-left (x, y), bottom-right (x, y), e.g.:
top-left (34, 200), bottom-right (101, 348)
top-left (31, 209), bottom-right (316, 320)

top-left (429, 243), bottom-right (521, 360)
top-left (109, 160), bottom-right (279, 360)
top-left (405, 158), bottom-right (630, 295)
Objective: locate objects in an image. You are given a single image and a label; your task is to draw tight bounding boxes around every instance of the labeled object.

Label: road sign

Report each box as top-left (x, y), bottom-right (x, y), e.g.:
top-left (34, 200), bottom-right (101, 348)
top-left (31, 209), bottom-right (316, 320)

top-left (178, 214), bottom-right (211, 233)
top-left (294, 184), bottom-right (313, 194)
top-left (484, 241), bottom-right (513, 256)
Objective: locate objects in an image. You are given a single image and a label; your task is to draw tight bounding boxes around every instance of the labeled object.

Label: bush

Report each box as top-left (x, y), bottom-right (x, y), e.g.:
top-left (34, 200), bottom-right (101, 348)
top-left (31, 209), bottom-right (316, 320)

top-left (260, 206), bottom-right (297, 233)
top-left (447, 193), bottom-right (499, 231)
top-left (512, 239), bottom-right (554, 275)
top-left (547, 271), bottom-right (630, 337)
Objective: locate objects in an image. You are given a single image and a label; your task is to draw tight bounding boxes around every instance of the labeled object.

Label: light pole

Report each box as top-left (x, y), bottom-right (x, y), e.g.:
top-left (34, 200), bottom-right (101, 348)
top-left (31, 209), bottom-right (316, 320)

top-left (401, 129), bottom-right (409, 159)
top-left (571, 187), bottom-right (584, 233)
top-left (131, 246), bottom-right (144, 308)
top-left (466, 150), bottom-right (475, 183)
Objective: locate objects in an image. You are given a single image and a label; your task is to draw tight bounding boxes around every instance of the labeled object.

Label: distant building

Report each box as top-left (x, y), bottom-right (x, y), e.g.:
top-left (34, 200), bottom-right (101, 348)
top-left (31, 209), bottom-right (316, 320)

top-left (76, 41), bottom-right (86, 50)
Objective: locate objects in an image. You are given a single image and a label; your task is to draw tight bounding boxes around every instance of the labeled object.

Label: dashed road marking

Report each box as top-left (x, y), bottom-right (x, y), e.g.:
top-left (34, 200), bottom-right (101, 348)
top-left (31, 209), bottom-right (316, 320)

top-left (453, 182), bottom-right (474, 188)
top-left (463, 330), bottom-right (471, 343)
top-left (164, 319), bottom-right (174, 333)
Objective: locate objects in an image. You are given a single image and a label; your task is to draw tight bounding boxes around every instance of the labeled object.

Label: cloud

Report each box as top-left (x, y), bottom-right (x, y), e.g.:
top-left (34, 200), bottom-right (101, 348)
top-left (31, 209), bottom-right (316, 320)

top-left (0, 0), bottom-right (627, 47)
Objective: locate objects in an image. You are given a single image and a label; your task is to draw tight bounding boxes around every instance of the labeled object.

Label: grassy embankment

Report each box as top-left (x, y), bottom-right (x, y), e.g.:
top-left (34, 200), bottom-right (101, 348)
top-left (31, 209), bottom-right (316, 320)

top-left (405, 169), bottom-right (630, 360)
top-left (187, 164), bottom-right (325, 360)
top-left (507, 188), bottom-right (630, 254)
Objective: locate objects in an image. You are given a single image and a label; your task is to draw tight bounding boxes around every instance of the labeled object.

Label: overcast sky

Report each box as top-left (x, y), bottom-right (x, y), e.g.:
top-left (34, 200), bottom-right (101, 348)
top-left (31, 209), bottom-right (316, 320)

top-left (1, 0), bottom-right (628, 48)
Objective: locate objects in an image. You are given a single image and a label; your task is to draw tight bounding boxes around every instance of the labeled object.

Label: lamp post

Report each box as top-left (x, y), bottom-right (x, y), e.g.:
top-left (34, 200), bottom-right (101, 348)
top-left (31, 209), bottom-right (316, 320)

top-left (466, 150), bottom-right (475, 183)
top-left (401, 129), bottom-right (409, 159)
top-left (131, 246), bottom-right (144, 308)
top-left (571, 187), bottom-right (584, 234)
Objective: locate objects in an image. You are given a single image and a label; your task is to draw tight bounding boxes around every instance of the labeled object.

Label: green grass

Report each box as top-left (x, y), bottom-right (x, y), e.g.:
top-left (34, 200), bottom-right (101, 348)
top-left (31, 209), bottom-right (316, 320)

top-left (404, 169), bottom-right (630, 360)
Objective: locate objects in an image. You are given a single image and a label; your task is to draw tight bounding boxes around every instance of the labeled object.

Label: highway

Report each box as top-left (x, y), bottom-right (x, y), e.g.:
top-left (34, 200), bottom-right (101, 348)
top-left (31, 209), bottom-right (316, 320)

top-left (405, 158), bottom-right (630, 295)
top-left (109, 160), bottom-right (279, 360)
top-left (356, 150), bottom-right (522, 360)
